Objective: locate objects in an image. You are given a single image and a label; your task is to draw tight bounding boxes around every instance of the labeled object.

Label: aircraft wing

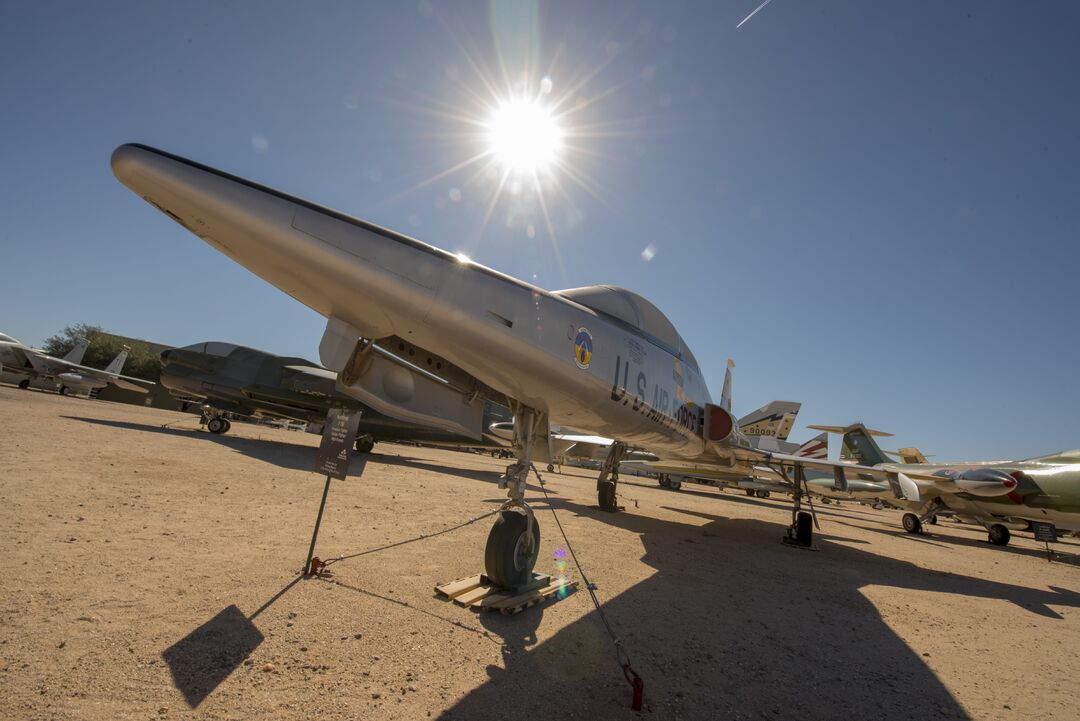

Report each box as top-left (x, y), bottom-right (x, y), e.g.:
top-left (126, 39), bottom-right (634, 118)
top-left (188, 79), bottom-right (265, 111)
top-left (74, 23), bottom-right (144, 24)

top-left (3, 344), bottom-right (40, 372)
top-left (108, 376), bottom-right (153, 393)
top-left (554, 433), bottom-right (614, 447)
top-left (732, 447), bottom-right (945, 484)
top-left (282, 364), bottom-right (338, 380)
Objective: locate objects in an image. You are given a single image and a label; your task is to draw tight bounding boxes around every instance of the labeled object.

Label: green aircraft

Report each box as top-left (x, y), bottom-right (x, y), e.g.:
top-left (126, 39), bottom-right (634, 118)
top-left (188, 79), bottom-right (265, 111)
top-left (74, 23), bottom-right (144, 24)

top-left (806, 423), bottom-right (1080, 547)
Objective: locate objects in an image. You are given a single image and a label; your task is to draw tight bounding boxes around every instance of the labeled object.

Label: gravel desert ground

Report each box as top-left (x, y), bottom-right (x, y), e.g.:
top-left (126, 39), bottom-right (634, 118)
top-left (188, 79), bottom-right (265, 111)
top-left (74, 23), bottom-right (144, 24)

top-left (1, 385), bottom-right (1078, 720)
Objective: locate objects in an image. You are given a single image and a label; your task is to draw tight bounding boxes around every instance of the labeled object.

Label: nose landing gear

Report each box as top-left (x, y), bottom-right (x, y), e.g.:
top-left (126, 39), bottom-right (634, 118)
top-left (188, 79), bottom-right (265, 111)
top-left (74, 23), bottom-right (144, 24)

top-left (486, 406), bottom-right (545, 589)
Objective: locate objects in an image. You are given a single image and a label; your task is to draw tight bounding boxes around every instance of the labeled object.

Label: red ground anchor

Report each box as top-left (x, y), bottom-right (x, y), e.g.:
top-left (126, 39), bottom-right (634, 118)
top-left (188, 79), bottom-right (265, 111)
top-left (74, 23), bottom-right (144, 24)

top-left (307, 556), bottom-right (327, 576)
top-left (622, 663), bottom-right (644, 711)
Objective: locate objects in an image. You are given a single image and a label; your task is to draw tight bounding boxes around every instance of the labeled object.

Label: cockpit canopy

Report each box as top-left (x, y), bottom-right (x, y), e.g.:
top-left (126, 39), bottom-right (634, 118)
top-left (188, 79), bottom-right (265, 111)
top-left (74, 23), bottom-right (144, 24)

top-left (0, 333), bottom-right (19, 344)
top-left (180, 341), bottom-right (241, 357)
top-left (554, 285), bottom-right (699, 371)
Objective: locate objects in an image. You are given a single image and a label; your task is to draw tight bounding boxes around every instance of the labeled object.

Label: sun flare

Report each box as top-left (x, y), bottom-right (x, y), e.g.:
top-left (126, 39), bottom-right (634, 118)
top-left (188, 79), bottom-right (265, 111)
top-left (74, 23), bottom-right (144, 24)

top-left (485, 97), bottom-right (564, 173)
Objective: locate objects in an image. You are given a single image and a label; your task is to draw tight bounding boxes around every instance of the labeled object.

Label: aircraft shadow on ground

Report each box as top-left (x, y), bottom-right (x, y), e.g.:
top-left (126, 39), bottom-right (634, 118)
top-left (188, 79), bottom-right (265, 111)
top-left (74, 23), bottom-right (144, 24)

top-left (60, 416), bottom-right (370, 473)
top-left (375, 454), bottom-right (553, 494)
top-left (436, 500), bottom-right (1080, 721)
top-left (828, 516), bottom-right (1080, 565)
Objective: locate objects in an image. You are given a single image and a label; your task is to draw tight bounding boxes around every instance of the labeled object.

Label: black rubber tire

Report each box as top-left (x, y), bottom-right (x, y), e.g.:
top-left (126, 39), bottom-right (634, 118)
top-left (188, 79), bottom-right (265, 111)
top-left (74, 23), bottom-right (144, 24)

top-left (207, 417), bottom-right (226, 434)
top-left (222, 420), bottom-right (232, 434)
top-left (598, 480), bottom-right (617, 508)
top-left (755, 490), bottom-right (770, 499)
top-left (658, 475), bottom-right (670, 488)
top-left (59, 386), bottom-right (69, 396)
top-left (745, 489), bottom-right (755, 497)
top-left (484, 511), bottom-right (540, 588)
top-left (354, 437), bottom-right (375, 453)
top-left (988, 524), bottom-right (1011, 546)
top-left (546, 463), bottom-right (555, 473)
top-left (668, 477), bottom-right (682, 491)
top-left (902, 513), bottom-right (922, 534)
top-left (795, 511), bottom-right (813, 545)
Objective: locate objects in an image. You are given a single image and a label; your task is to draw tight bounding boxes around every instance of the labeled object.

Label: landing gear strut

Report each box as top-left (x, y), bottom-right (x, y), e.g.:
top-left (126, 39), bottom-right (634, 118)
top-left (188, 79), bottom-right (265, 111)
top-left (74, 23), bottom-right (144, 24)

top-left (486, 406), bottom-right (544, 589)
top-left (597, 441), bottom-right (628, 511)
top-left (18, 378), bottom-right (30, 390)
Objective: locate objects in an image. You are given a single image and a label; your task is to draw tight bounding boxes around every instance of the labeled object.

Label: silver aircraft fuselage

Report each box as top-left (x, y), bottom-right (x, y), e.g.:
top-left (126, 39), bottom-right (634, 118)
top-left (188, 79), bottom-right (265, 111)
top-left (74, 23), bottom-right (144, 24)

top-left (112, 145), bottom-right (713, 461)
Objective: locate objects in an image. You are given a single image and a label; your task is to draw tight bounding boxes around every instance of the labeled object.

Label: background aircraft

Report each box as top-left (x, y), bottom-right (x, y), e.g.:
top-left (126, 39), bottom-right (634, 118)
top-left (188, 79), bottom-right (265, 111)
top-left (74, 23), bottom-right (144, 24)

top-left (0, 332), bottom-right (148, 395)
top-left (160, 341), bottom-right (512, 452)
top-left (806, 423), bottom-right (1080, 546)
top-left (112, 143), bottom-right (950, 586)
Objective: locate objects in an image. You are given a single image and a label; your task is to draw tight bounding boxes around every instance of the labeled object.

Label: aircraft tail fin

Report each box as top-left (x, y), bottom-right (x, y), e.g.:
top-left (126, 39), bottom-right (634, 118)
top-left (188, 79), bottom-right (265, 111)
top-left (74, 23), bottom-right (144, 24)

top-left (739, 400), bottom-right (801, 442)
top-left (795, 432), bottom-right (828, 459)
top-left (895, 447), bottom-right (929, 464)
top-left (720, 359), bottom-right (735, 412)
top-left (103, 346), bottom-right (131, 376)
top-left (808, 423), bottom-right (893, 466)
top-left (62, 337), bottom-right (89, 365)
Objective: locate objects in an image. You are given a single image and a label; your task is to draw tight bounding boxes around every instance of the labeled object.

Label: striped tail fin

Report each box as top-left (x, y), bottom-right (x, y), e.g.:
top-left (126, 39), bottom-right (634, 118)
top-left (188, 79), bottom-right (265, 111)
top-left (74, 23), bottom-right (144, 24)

top-left (795, 432), bottom-right (828, 459)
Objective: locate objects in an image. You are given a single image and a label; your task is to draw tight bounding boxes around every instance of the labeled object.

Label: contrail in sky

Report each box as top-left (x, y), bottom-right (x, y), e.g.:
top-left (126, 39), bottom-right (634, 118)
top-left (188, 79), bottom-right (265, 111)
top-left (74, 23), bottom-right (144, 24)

top-left (737, 0), bottom-right (776, 28)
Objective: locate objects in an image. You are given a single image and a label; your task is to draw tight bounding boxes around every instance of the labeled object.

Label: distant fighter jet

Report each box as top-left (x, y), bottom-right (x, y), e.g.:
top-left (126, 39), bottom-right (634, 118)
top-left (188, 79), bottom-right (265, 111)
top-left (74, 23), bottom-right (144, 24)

top-left (159, 341), bottom-right (512, 452)
top-left (112, 144), bottom-right (946, 586)
top-left (0, 332), bottom-right (150, 395)
top-left (806, 423), bottom-right (1080, 547)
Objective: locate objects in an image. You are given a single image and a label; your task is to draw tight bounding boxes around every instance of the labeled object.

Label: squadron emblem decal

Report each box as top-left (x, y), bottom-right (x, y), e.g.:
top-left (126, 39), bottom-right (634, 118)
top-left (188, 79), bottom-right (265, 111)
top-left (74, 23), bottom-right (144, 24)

top-left (573, 327), bottom-right (594, 369)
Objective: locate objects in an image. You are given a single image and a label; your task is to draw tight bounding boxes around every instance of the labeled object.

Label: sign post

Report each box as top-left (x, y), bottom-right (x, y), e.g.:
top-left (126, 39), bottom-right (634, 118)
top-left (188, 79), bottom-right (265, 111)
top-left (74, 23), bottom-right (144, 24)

top-left (305, 408), bottom-right (363, 576)
top-left (1031, 521), bottom-right (1057, 562)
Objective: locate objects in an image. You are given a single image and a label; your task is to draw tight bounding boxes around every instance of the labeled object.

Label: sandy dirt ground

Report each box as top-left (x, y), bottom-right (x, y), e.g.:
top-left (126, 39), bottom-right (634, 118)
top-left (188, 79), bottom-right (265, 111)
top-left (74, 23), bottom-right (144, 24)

top-left (1, 385), bottom-right (1079, 721)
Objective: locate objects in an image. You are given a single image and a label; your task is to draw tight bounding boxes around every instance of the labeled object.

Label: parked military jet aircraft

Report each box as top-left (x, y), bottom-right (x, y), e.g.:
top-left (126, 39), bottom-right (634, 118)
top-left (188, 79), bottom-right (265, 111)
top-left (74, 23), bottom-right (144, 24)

top-left (0, 332), bottom-right (149, 395)
top-left (160, 341), bottom-right (511, 452)
top-left (111, 143), bottom-right (947, 586)
top-left (806, 423), bottom-right (1080, 547)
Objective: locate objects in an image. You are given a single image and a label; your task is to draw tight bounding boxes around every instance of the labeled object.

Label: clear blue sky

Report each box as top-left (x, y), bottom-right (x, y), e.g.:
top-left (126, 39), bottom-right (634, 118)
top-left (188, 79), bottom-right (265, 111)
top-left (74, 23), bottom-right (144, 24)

top-left (2, 1), bottom-right (1077, 460)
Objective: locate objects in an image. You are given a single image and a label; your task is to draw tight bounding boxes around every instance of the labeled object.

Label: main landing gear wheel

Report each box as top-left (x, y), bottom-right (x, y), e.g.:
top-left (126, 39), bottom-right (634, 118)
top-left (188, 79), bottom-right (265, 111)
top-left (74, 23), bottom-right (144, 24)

top-left (658, 474), bottom-right (670, 488)
top-left (59, 385), bottom-right (69, 396)
top-left (902, 513), bottom-right (922, 534)
top-left (596, 441), bottom-right (628, 511)
top-left (354, 437), bottom-right (375, 454)
top-left (546, 463), bottom-right (555, 473)
top-left (987, 524), bottom-right (1011, 546)
top-left (207, 417), bottom-right (227, 434)
top-left (484, 510), bottom-right (540, 588)
top-left (18, 378), bottom-right (30, 390)
top-left (598, 480), bottom-right (617, 508)
top-left (668, 476), bottom-right (682, 491)
top-left (755, 489), bottom-right (770, 499)
top-left (745, 488), bottom-right (756, 497)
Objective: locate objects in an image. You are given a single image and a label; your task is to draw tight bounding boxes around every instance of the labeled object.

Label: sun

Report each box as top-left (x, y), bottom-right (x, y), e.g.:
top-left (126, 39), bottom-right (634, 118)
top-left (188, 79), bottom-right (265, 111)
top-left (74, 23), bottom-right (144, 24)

top-left (485, 97), bottom-right (564, 174)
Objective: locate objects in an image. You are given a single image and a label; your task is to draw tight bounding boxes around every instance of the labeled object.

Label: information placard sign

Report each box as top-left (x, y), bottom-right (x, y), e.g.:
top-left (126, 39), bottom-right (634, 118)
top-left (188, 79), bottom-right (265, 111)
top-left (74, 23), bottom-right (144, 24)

top-left (1031, 521), bottom-right (1057, 543)
top-left (314, 408), bottom-right (362, 480)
